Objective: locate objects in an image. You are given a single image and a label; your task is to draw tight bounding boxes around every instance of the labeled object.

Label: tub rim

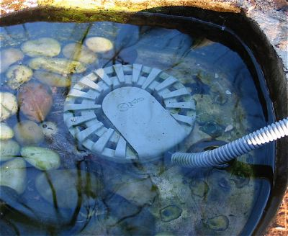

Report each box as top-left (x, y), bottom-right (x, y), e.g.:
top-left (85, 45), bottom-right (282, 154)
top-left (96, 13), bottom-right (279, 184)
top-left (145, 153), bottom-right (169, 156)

top-left (0, 4), bottom-right (287, 235)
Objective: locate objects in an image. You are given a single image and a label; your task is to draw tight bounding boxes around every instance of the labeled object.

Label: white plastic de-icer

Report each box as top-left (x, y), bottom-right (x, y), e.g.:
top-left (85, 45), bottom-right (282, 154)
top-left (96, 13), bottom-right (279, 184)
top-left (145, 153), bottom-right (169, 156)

top-left (102, 87), bottom-right (188, 160)
top-left (63, 64), bottom-right (196, 162)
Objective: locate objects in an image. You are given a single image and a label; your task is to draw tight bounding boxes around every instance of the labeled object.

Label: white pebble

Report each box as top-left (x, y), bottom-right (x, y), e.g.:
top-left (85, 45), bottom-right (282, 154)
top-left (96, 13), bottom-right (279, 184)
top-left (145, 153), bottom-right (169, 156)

top-left (0, 123), bottom-right (14, 140)
top-left (0, 92), bottom-right (18, 122)
top-left (225, 125), bottom-right (234, 132)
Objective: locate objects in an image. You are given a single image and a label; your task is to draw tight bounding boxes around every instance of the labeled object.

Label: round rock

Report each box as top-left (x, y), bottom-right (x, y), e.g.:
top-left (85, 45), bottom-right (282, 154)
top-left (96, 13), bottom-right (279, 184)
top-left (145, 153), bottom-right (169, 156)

top-left (0, 158), bottom-right (26, 194)
top-left (29, 57), bottom-right (86, 74)
top-left (0, 48), bottom-right (24, 74)
top-left (0, 123), bottom-right (14, 140)
top-left (0, 140), bottom-right (20, 161)
top-left (190, 180), bottom-right (209, 197)
top-left (14, 120), bottom-right (44, 145)
top-left (34, 70), bottom-right (71, 87)
top-left (160, 205), bottom-right (182, 222)
top-left (6, 65), bottom-right (33, 89)
top-left (63, 43), bottom-right (97, 64)
top-left (35, 169), bottom-right (102, 208)
top-left (85, 37), bottom-right (114, 53)
top-left (21, 37), bottom-right (61, 57)
top-left (0, 92), bottom-right (18, 122)
top-left (21, 146), bottom-right (61, 170)
top-left (205, 215), bottom-right (229, 231)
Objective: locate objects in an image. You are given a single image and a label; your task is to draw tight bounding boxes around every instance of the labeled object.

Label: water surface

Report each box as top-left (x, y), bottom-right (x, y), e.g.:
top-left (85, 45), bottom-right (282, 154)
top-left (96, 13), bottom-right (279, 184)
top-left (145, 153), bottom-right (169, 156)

top-left (0, 21), bottom-right (273, 235)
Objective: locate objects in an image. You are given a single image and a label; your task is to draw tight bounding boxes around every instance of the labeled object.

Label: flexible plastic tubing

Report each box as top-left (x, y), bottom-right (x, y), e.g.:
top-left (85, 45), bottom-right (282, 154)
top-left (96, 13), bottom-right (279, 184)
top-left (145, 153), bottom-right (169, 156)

top-left (171, 117), bottom-right (288, 168)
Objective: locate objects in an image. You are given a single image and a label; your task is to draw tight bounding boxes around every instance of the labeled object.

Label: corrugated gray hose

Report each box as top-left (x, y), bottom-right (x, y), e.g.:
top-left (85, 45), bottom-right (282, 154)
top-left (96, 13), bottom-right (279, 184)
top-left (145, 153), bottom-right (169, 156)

top-left (172, 117), bottom-right (288, 168)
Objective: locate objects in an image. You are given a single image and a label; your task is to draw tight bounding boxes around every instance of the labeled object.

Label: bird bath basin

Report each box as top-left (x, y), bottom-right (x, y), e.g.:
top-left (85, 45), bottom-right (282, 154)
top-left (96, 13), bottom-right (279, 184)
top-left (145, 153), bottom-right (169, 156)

top-left (0, 1), bottom-right (287, 235)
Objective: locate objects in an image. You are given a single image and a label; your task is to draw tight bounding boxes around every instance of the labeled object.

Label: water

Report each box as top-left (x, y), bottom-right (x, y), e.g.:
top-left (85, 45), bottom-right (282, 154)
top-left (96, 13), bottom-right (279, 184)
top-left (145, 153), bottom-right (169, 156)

top-left (0, 20), bottom-right (274, 235)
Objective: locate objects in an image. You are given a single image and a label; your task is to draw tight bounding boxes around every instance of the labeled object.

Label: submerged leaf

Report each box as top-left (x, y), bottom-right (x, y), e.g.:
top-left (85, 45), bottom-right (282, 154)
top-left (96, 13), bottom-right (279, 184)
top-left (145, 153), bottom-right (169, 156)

top-left (18, 83), bottom-right (53, 122)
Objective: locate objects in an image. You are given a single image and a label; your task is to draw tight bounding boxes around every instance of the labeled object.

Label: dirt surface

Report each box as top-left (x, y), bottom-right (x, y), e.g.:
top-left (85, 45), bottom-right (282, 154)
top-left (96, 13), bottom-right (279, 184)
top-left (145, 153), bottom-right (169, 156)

top-left (266, 188), bottom-right (288, 236)
top-left (244, 0), bottom-right (288, 11)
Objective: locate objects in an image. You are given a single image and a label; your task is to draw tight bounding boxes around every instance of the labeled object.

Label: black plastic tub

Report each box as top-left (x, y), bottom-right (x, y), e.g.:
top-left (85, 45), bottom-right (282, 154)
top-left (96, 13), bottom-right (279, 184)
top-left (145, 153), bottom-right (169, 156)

top-left (0, 6), bottom-right (287, 236)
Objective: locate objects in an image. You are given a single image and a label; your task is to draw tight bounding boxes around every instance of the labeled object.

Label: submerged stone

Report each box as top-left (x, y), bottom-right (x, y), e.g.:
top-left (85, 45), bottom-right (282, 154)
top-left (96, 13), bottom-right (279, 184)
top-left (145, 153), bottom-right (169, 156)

top-left (205, 215), bottom-right (229, 231)
top-left (190, 180), bottom-right (209, 197)
top-left (199, 121), bottom-right (224, 137)
top-left (14, 120), bottom-right (44, 145)
top-left (0, 123), bottom-right (14, 140)
top-left (21, 146), bottom-right (61, 170)
top-left (6, 65), bottom-right (33, 89)
top-left (41, 121), bottom-right (58, 138)
top-left (35, 169), bottom-right (102, 208)
top-left (193, 93), bottom-right (232, 128)
top-left (85, 37), bottom-right (114, 57)
top-left (21, 37), bottom-right (61, 57)
top-left (109, 178), bottom-right (157, 206)
top-left (0, 158), bottom-right (26, 194)
top-left (231, 175), bottom-right (250, 188)
top-left (185, 75), bottom-right (210, 95)
top-left (0, 92), bottom-right (18, 122)
top-left (196, 111), bottom-right (215, 126)
top-left (112, 207), bottom-right (155, 236)
top-left (0, 140), bottom-right (20, 161)
top-left (34, 70), bottom-right (71, 87)
top-left (104, 190), bottom-right (140, 229)
top-left (206, 170), bottom-right (233, 203)
top-left (212, 91), bottom-right (228, 105)
top-left (0, 186), bottom-right (21, 226)
top-left (63, 43), bottom-right (97, 64)
top-left (29, 57), bottom-right (86, 74)
top-left (0, 48), bottom-right (24, 74)
top-left (160, 205), bottom-right (182, 222)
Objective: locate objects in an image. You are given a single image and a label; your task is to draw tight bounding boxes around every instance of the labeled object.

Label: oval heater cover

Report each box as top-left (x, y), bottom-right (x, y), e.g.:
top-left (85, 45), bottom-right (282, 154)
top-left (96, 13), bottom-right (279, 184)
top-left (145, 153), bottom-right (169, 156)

top-left (64, 64), bottom-right (196, 162)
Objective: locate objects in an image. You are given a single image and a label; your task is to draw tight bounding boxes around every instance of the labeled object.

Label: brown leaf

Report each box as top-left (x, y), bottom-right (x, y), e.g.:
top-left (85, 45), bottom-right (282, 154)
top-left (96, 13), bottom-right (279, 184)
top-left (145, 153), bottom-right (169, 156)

top-left (18, 83), bottom-right (53, 122)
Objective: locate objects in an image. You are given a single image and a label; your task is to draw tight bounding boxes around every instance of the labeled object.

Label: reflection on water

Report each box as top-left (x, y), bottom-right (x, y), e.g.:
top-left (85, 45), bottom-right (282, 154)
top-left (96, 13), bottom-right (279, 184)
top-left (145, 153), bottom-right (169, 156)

top-left (0, 21), bottom-right (272, 235)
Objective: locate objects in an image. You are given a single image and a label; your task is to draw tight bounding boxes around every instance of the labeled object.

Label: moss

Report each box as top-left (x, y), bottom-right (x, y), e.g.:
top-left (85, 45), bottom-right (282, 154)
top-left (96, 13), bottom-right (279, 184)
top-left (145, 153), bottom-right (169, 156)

top-left (38, 7), bottom-right (131, 23)
top-left (37, 0), bottom-right (241, 13)
top-left (151, 184), bottom-right (158, 192)
top-left (229, 160), bottom-right (254, 178)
